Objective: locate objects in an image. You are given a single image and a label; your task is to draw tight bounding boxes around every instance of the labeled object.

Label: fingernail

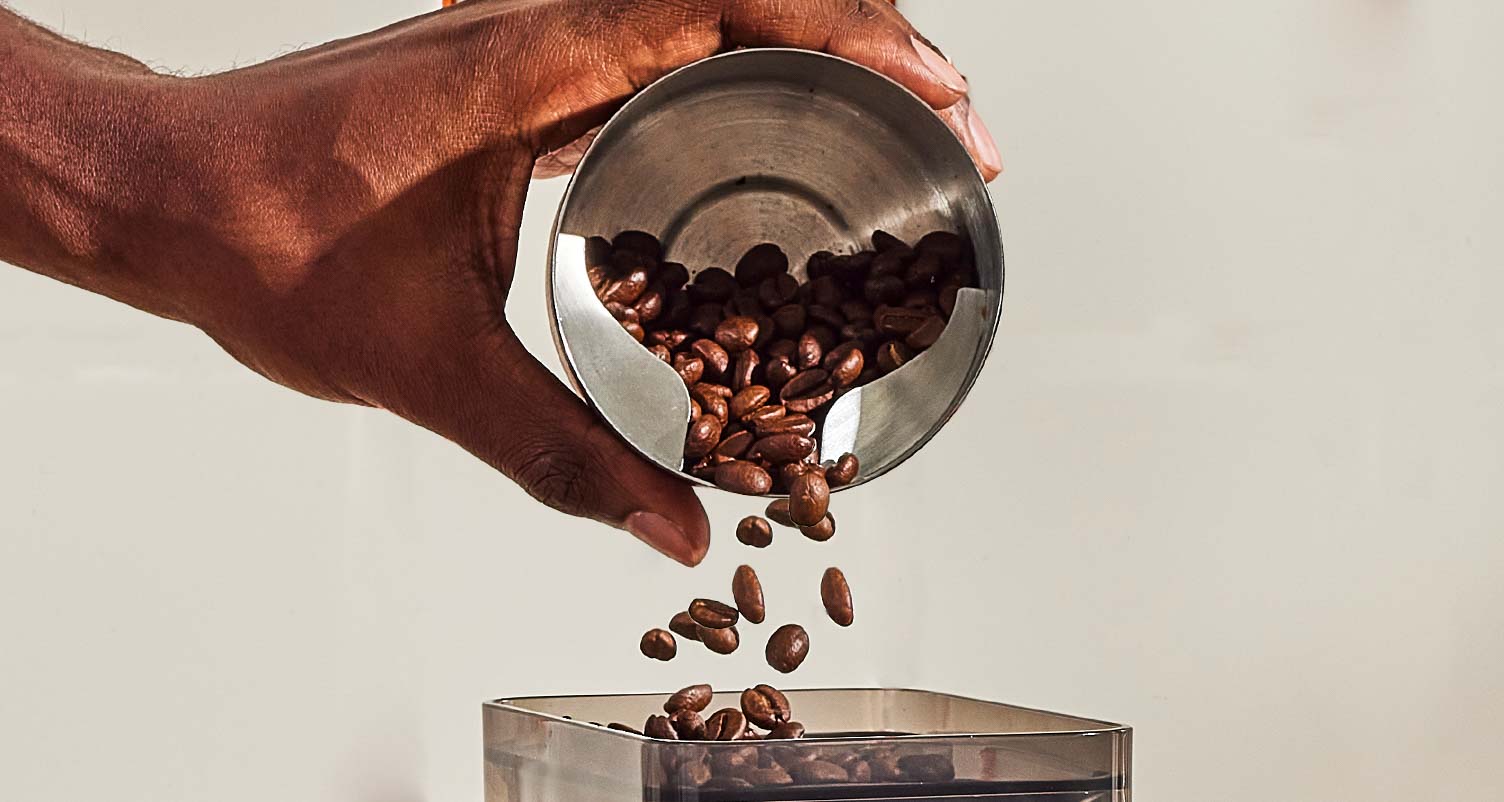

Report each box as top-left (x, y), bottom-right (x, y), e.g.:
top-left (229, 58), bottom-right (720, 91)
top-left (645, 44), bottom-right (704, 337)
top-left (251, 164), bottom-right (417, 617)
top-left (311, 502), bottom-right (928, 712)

top-left (910, 35), bottom-right (967, 95)
top-left (626, 511), bottom-right (697, 566)
top-left (966, 107), bottom-right (1003, 176)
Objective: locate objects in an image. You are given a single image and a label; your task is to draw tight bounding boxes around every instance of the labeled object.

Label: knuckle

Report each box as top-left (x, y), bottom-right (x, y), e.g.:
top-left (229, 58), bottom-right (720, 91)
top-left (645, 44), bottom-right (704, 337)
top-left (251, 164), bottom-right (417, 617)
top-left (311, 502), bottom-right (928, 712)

top-left (505, 437), bottom-right (594, 515)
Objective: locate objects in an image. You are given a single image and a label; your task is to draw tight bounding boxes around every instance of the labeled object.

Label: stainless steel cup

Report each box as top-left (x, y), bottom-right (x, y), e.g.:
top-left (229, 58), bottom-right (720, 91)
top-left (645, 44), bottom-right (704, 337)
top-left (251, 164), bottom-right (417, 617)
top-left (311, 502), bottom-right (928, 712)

top-left (549, 49), bottom-right (1003, 492)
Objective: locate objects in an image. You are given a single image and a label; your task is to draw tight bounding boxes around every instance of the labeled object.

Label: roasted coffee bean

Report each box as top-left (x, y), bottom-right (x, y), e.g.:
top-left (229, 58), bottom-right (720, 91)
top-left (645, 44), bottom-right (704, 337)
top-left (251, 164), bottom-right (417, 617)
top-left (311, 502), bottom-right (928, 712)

top-left (644, 714), bottom-right (679, 740)
top-left (635, 287), bottom-right (665, 323)
top-left (732, 565), bottom-right (766, 625)
top-left (746, 766), bottom-right (794, 786)
top-left (703, 396), bottom-right (730, 423)
top-left (758, 274), bottom-right (800, 309)
top-left (689, 598), bottom-right (740, 629)
top-left (790, 760), bottom-right (849, 784)
top-left (691, 267), bottom-right (739, 302)
top-left (806, 250), bottom-right (836, 278)
top-left (806, 324), bottom-right (839, 352)
top-left (809, 276), bottom-right (845, 308)
top-left (749, 433), bottom-right (816, 464)
top-left (917, 230), bottom-right (967, 261)
top-left (669, 611), bottom-right (702, 642)
top-left (807, 304), bottom-right (846, 330)
top-left (826, 453), bottom-right (859, 487)
top-left (771, 304), bottom-right (806, 338)
top-left (691, 381), bottom-right (732, 403)
top-left (821, 567), bottom-right (854, 627)
top-left (869, 249), bottom-right (907, 280)
top-left (727, 290), bottom-right (762, 318)
top-left (766, 721), bottom-right (805, 740)
top-left (714, 429), bottom-right (754, 459)
top-left (602, 268), bottom-right (651, 306)
top-left (715, 316), bottom-right (760, 353)
top-left (684, 415), bottom-right (723, 459)
top-left (872, 229), bottom-right (908, 253)
top-left (743, 404), bottom-right (787, 431)
top-left (752, 314), bottom-right (777, 350)
top-left (674, 758), bottom-right (713, 786)
top-left (664, 683), bottom-right (713, 714)
top-left (648, 343), bottom-right (673, 363)
top-left (779, 461), bottom-right (822, 490)
top-left (640, 629), bottom-right (677, 661)
top-left (938, 284), bottom-right (959, 317)
top-left (660, 261), bottom-right (690, 289)
top-left (735, 244), bottom-right (789, 287)
top-left (729, 385), bottom-right (771, 419)
top-left (664, 290), bottom-right (693, 326)
top-left (840, 299), bottom-right (874, 323)
top-left (704, 708), bottom-right (750, 741)
top-left (622, 321), bottom-right (646, 342)
top-left (788, 471), bottom-right (830, 527)
top-left (847, 760), bottom-right (873, 783)
top-left (763, 357), bottom-right (798, 391)
top-left (604, 301), bottom-right (633, 321)
top-left (649, 328), bottom-right (691, 349)
top-left (691, 339), bottom-right (730, 375)
top-left (864, 275), bottom-right (906, 306)
top-left (673, 354), bottom-right (705, 386)
top-left (898, 754), bottom-right (956, 782)
top-left (699, 624), bottom-right (740, 655)
top-left (736, 515), bottom-right (773, 548)
top-left (904, 250), bottom-right (944, 285)
top-left (709, 744), bottom-right (760, 775)
top-left (688, 303), bottom-right (723, 336)
top-left (876, 340), bottom-right (914, 374)
top-left (906, 315), bottom-right (946, 350)
top-left (766, 339), bottom-right (798, 360)
top-left (586, 235), bottom-right (614, 266)
top-left (703, 776), bottom-right (753, 790)
top-left (670, 709), bottom-right (707, 740)
top-left (800, 514), bottom-right (836, 542)
top-left (756, 412), bottom-right (816, 438)
top-left (714, 460), bottom-right (772, 495)
top-left (612, 230), bottom-right (662, 260)
top-left (607, 722), bottom-right (643, 735)
top-left (765, 498), bottom-right (795, 528)
top-left (874, 305), bottom-right (931, 336)
top-left (795, 332), bottom-right (823, 370)
top-left (902, 287), bottom-right (938, 312)
top-left (766, 624), bottom-right (809, 673)
top-left (780, 369), bottom-right (835, 414)
top-left (824, 343), bottom-right (865, 387)
top-left (740, 684), bottom-right (790, 729)
top-left (868, 753), bottom-right (902, 782)
top-left (732, 350), bottom-right (760, 391)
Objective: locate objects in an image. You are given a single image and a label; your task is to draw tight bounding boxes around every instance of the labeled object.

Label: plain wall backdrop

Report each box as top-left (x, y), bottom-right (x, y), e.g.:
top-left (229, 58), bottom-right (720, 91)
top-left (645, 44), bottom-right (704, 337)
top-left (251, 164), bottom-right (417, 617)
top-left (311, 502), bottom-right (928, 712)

top-left (3, 1), bottom-right (1502, 800)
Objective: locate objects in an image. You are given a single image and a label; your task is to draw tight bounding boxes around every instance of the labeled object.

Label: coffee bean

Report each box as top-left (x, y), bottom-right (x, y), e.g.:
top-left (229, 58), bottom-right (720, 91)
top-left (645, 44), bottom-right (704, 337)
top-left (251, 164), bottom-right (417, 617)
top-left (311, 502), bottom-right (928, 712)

top-left (670, 709), bottom-right (707, 740)
top-left (709, 744), bottom-right (760, 775)
top-left (704, 776), bottom-right (753, 791)
top-left (745, 766), bottom-right (794, 786)
top-left (758, 274), bottom-right (800, 309)
top-left (732, 350), bottom-right (759, 391)
top-left (602, 268), bottom-right (651, 306)
top-left (764, 356), bottom-right (798, 391)
top-left (648, 343), bottom-right (672, 363)
top-left (795, 332), bottom-right (823, 370)
top-left (729, 385), bottom-right (771, 419)
top-left (621, 321), bottom-right (645, 342)
top-left (906, 315), bottom-right (946, 350)
top-left (644, 714), bottom-right (679, 740)
top-left (790, 760), bottom-right (848, 784)
top-left (938, 284), bottom-right (959, 317)
top-left (699, 624), bottom-right (740, 655)
top-left (771, 304), bottom-right (806, 338)
top-left (640, 628), bottom-right (677, 661)
top-left (674, 758), bottom-right (713, 786)
top-left (691, 267), bottom-right (738, 303)
top-left (847, 760), bottom-right (873, 782)
top-left (713, 429), bottom-right (754, 460)
top-left (779, 461), bottom-right (823, 489)
top-left (649, 328), bottom-right (691, 349)
top-left (689, 598), bottom-right (740, 629)
top-left (780, 369), bottom-right (835, 414)
top-left (735, 244), bottom-right (789, 287)
top-left (869, 249), bottom-right (907, 280)
top-left (756, 412), bottom-right (816, 438)
top-left (740, 684), bottom-right (790, 729)
top-left (715, 316), bottom-right (760, 353)
top-left (898, 754), bottom-right (956, 782)
top-left (659, 261), bottom-right (690, 289)
top-left (607, 722), bottom-right (643, 735)
top-left (703, 395), bottom-right (729, 423)
top-left (748, 433), bottom-right (816, 464)
top-left (869, 753), bottom-right (903, 782)
top-left (635, 287), bottom-right (666, 323)
top-left (821, 567), bottom-right (854, 627)
top-left (799, 513), bottom-right (836, 542)
top-left (826, 453), bottom-right (859, 487)
top-left (917, 230), bottom-right (967, 261)
top-left (871, 229), bottom-right (908, 253)
top-left (873, 305), bottom-right (930, 336)
top-left (765, 498), bottom-right (795, 528)
top-left (788, 471), bottom-right (830, 527)
top-left (665, 683), bottom-right (713, 714)
top-left (806, 324), bottom-right (839, 352)
top-left (765, 624), bottom-right (809, 673)
top-left (876, 340), bottom-right (913, 374)
top-left (612, 230), bottom-right (662, 260)
top-left (809, 276), bottom-right (845, 308)
top-left (688, 303), bottom-right (723, 336)
top-left (766, 721), bottom-right (805, 740)
top-left (713, 460), bottom-right (772, 495)
top-left (864, 275), bottom-right (906, 306)
top-left (726, 290), bottom-right (762, 318)
top-left (690, 339), bottom-right (730, 375)
top-left (824, 343), bottom-right (864, 387)
top-left (736, 516), bottom-right (774, 548)
top-left (743, 404), bottom-right (787, 431)
top-left (604, 301), bottom-right (634, 322)
top-left (684, 415), bottom-right (723, 459)
top-left (704, 708), bottom-right (750, 741)
top-left (669, 611), bottom-right (702, 642)
top-left (672, 354), bottom-right (704, 386)
top-left (732, 565), bottom-right (765, 625)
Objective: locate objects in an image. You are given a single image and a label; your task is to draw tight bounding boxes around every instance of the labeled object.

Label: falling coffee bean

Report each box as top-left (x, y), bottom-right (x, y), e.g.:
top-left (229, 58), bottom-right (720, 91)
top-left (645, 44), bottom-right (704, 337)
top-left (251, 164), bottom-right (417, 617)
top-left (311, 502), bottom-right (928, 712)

top-left (699, 624), bottom-right (739, 655)
top-left (765, 624), bottom-right (810, 673)
top-left (799, 513), bottom-right (836, 542)
top-left (689, 598), bottom-right (740, 629)
top-left (766, 721), bottom-right (805, 740)
top-left (788, 471), bottom-right (830, 527)
top-left (640, 629), bottom-right (677, 661)
top-left (736, 516), bottom-right (773, 548)
top-left (826, 452), bottom-right (859, 487)
top-left (669, 611), bottom-right (702, 642)
top-left (644, 714), bottom-right (678, 740)
top-left (821, 567), bottom-right (854, 627)
top-left (765, 498), bottom-right (795, 528)
top-left (740, 684), bottom-right (791, 729)
top-left (732, 565), bottom-right (765, 624)
top-left (664, 683), bottom-right (714, 714)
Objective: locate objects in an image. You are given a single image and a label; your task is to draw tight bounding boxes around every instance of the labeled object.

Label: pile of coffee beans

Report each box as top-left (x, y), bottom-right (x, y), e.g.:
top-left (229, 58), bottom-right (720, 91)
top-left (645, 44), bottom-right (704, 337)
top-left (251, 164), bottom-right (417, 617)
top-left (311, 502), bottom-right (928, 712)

top-left (600, 684), bottom-right (956, 789)
top-left (587, 228), bottom-right (977, 495)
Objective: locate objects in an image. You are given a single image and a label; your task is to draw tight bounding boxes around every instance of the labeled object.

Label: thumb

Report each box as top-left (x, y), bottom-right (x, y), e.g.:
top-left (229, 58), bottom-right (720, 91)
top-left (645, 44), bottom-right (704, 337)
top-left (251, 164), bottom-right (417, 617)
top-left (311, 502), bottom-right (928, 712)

top-left (409, 329), bottom-right (711, 566)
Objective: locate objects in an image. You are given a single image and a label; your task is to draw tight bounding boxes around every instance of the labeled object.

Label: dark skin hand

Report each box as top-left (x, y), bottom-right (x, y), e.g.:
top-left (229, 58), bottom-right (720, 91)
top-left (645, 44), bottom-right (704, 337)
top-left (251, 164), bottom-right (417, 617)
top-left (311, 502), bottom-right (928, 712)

top-left (0, 0), bottom-right (1000, 565)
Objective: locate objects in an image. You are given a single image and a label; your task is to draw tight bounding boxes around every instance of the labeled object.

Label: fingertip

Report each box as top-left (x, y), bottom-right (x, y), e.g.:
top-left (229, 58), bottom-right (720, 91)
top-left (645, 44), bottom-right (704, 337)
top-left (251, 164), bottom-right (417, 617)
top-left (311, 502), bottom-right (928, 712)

top-left (625, 503), bottom-right (709, 567)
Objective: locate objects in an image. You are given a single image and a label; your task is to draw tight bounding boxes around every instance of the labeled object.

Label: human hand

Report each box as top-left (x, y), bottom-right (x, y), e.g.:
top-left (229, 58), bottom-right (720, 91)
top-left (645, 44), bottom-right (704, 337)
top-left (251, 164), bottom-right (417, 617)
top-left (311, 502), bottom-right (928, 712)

top-left (0, 1), bottom-right (999, 565)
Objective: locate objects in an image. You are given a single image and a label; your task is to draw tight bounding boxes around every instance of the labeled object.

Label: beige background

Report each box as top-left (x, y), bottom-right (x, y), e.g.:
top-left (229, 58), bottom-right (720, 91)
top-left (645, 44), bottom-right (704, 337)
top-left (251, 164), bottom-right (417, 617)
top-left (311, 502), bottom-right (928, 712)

top-left (3, 1), bottom-right (1502, 800)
